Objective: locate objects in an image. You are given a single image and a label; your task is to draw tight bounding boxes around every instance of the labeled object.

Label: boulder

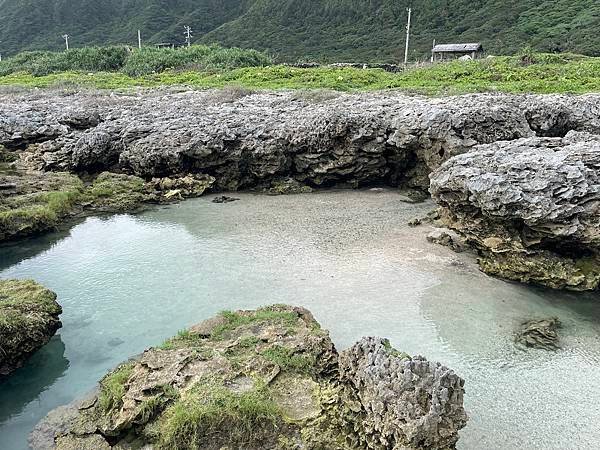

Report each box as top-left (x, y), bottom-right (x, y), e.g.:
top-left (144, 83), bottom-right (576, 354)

top-left (0, 279), bottom-right (62, 377)
top-left (430, 133), bottom-right (600, 290)
top-left (515, 318), bottom-right (561, 350)
top-left (31, 305), bottom-right (468, 450)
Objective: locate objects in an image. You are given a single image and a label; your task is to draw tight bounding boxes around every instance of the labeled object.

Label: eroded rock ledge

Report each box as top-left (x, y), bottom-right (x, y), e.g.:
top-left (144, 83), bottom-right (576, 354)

top-left (1, 90), bottom-right (599, 191)
top-left (430, 132), bottom-right (600, 291)
top-left (30, 305), bottom-right (467, 450)
top-left (0, 279), bottom-right (62, 377)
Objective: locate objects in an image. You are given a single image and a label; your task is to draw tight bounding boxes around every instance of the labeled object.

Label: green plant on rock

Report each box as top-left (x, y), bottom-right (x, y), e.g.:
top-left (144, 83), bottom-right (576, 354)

top-left (0, 174), bottom-right (84, 240)
top-left (157, 379), bottom-right (280, 450)
top-left (210, 306), bottom-right (300, 340)
top-left (261, 345), bottom-right (316, 373)
top-left (98, 362), bottom-right (135, 412)
top-left (0, 279), bottom-right (61, 346)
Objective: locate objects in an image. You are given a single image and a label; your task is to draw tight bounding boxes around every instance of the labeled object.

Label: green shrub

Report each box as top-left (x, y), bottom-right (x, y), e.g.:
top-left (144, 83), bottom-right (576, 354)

top-left (122, 45), bottom-right (272, 76)
top-left (0, 47), bottom-right (130, 77)
top-left (0, 45), bottom-right (271, 77)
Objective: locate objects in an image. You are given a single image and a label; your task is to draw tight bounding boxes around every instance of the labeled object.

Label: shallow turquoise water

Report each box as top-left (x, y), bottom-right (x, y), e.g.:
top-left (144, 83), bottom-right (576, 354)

top-left (1, 191), bottom-right (599, 450)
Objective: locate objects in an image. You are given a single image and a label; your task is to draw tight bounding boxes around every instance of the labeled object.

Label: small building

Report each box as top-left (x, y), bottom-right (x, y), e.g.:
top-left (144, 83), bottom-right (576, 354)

top-left (155, 42), bottom-right (175, 49)
top-left (431, 43), bottom-right (484, 62)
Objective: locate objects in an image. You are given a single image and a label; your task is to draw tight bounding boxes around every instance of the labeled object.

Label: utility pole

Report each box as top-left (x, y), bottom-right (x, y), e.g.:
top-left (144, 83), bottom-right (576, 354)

top-left (138, 30), bottom-right (142, 49)
top-left (62, 34), bottom-right (70, 50)
top-left (184, 26), bottom-right (192, 47)
top-left (404, 7), bottom-right (412, 66)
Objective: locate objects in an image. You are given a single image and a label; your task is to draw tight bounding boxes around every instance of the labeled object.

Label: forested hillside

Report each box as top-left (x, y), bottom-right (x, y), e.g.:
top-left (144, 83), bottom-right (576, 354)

top-left (1, 0), bottom-right (599, 61)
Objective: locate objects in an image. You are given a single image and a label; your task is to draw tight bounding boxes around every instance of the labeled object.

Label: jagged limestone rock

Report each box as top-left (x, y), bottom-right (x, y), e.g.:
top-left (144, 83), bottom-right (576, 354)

top-left (339, 337), bottom-right (468, 450)
top-left (430, 133), bottom-right (600, 291)
top-left (31, 306), bottom-right (467, 450)
top-left (0, 279), bottom-right (62, 377)
top-left (5, 91), bottom-right (599, 190)
top-left (515, 318), bottom-right (561, 350)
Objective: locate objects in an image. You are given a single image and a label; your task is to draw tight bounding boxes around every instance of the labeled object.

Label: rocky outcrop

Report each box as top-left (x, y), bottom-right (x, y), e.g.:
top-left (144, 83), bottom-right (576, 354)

top-left (31, 305), bottom-right (467, 450)
top-left (430, 132), bottom-right (600, 290)
top-left (0, 169), bottom-right (214, 242)
top-left (0, 279), bottom-right (62, 377)
top-left (515, 318), bottom-right (561, 350)
top-left (2, 91), bottom-right (599, 191)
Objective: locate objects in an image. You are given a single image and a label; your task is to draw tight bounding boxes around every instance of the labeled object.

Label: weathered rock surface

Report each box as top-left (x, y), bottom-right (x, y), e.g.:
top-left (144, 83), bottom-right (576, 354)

top-left (0, 279), bottom-right (62, 377)
top-left (430, 132), bottom-right (600, 290)
top-left (0, 168), bottom-right (214, 242)
top-left (31, 305), bottom-right (467, 450)
top-left (515, 318), bottom-right (561, 350)
top-left (2, 90), bottom-right (599, 191)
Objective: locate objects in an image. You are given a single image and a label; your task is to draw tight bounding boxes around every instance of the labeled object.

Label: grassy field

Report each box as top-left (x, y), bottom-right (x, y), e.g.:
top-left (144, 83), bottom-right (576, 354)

top-left (0, 50), bottom-right (599, 95)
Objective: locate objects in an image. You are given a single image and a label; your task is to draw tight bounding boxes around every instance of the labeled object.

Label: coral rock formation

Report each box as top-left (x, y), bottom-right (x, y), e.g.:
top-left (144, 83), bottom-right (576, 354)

top-left (30, 305), bottom-right (467, 450)
top-left (430, 132), bottom-right (600, 290)
top-left (0, 279), bottom-right (62, 376)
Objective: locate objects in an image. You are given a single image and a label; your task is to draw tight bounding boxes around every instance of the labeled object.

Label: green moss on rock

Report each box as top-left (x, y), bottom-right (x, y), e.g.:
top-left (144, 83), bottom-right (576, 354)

top-left (35, 306), bottom-right (467, 450)
top-left (479, 250), bottom-right (600, 291)
top-left (0, 279), bottom-right (62, 376)
top-left (158, 379), bottom-right (280, 450)
top-left (81, 172), bottom-right (148, 212)
top-left (0, 172), bottom-right (84, 241)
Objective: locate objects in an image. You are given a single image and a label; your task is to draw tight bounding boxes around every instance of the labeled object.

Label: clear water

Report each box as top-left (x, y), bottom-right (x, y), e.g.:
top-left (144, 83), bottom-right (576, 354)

top-left (0, 190), bottom-right (599, 450)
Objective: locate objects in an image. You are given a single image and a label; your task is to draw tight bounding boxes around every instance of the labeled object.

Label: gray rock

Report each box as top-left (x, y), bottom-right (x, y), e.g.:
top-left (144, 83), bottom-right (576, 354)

top-left (3, 91), bottom-right (597, 190)
top-left (515, 318), bottom-right (561, 350)
top-left (427, 228), bottom-right (467, 253)
top-left (30, 306), bottom-right (468, 450)
top-left (339, 337), bottom-right (468, 450)
top-left (430, 133), bottom-right (600, 290)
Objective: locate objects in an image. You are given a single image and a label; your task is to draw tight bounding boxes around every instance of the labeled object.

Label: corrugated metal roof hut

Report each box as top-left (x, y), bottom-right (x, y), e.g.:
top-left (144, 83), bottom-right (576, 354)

top-left (432, 43), bottom-right (484, 61)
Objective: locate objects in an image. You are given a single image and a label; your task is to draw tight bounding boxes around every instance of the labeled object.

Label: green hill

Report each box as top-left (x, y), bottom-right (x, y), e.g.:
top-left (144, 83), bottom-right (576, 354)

top-left (1, 0), bottom-right (599, 62)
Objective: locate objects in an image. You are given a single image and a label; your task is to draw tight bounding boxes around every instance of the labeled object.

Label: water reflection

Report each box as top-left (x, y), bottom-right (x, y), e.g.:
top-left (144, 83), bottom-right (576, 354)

top-left (0, 336), bottom-right (69, 423)
top-left (0, 230), bottom-right (72, 271)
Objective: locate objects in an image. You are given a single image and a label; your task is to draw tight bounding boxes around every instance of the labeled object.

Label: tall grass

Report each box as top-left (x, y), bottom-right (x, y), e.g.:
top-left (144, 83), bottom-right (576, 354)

top-left (122, 45), bottom-right (272, 76)
top-left (0, 45), bottom-right (272, 77)
top-left (0, 47), bottom-right (130, 77)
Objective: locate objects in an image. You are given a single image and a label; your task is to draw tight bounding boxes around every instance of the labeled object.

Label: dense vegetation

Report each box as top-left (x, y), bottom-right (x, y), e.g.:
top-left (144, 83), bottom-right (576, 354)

top-left (0, 0), bottom-right (598, 62)
top-left (1, 51), bottom-right (599, 95)
top-left (0, 45), bottom-right (271, 77)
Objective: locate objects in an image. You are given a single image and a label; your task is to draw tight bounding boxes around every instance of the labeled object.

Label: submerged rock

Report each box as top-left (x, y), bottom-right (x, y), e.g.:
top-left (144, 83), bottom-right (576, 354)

top-left (212, 195), bottom-right (240, 204)
top-left (515, 318), bottom-right (561, 350)
top-left (31, 305), bottom-right (468, 450)
top-left (0, 279), bottom-right (62, 377)
top-left (430, 133), bottom-right (600, 291)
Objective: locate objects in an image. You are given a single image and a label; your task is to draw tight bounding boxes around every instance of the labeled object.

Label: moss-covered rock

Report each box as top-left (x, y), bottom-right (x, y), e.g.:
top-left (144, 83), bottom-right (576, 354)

top-left (0, 279), bottom-right (62, 377)
top-left (0, 170), bottom-right (215, 242)
top-left (267, 178), bottom-right (313, 195)
top-left (81, 172), bottom-right (149, 212)
top-left (32, 305), bottom-right (467, 450)
top-left (478, 251), bottom-right (600, 291)
top-left (0, 171), bottom-right (84, 241)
